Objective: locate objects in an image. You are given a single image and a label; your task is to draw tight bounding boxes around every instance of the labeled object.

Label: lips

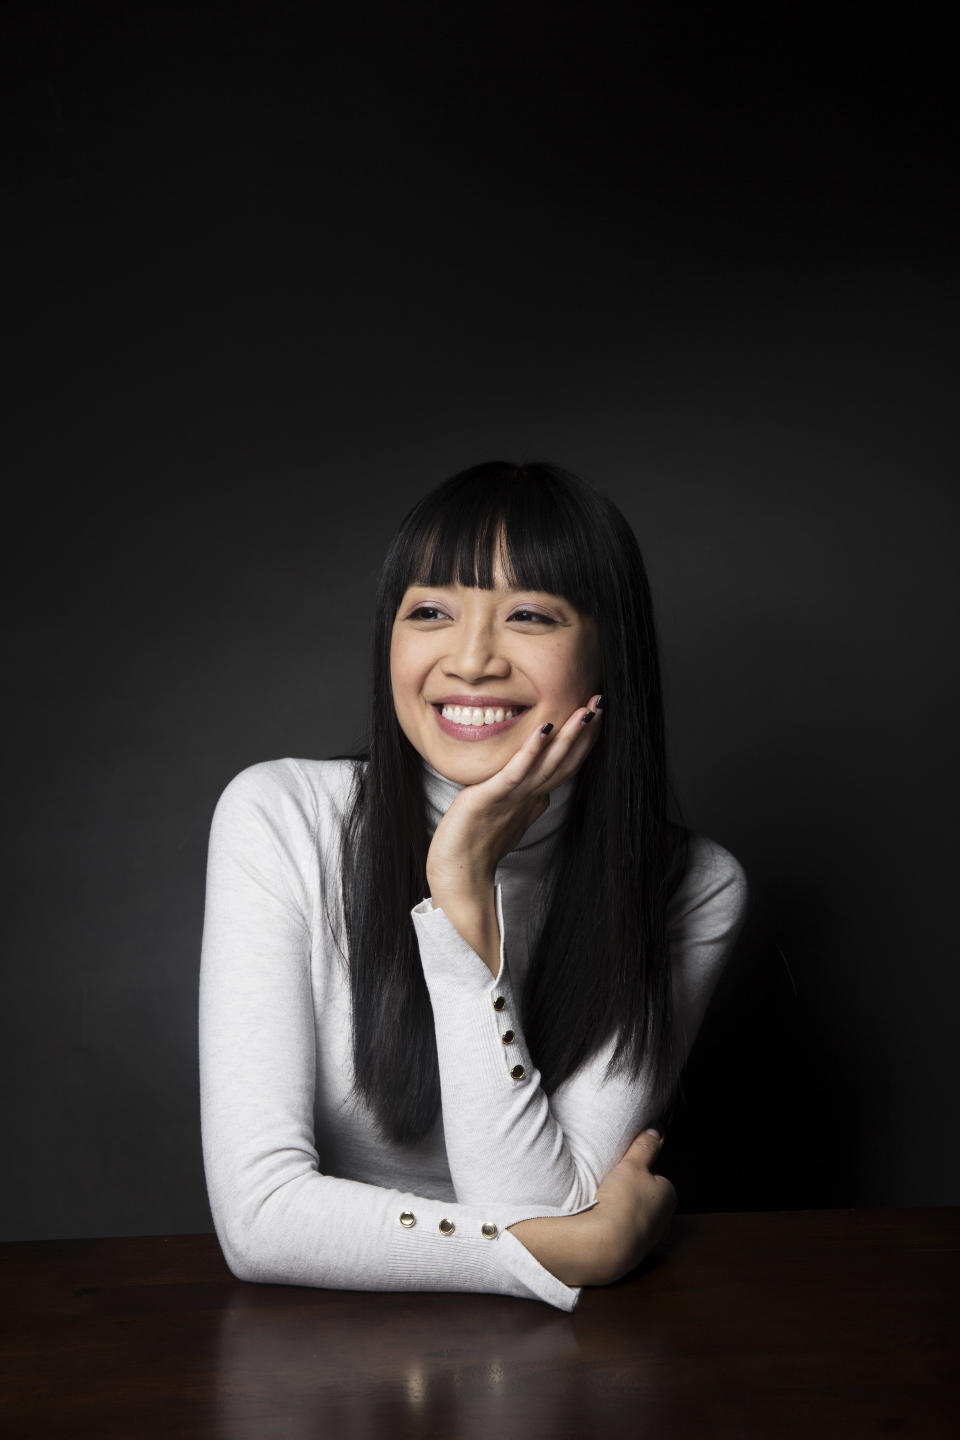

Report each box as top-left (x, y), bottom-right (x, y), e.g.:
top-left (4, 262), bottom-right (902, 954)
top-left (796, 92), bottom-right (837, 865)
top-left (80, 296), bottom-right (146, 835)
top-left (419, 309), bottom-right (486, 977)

top-left (431, 699), bottom-right (530, 741)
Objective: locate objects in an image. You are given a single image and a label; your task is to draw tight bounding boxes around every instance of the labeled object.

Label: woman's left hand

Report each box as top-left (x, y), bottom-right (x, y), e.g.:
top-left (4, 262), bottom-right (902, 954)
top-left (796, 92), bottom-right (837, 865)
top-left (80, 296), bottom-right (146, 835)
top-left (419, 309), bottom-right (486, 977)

top-left (425, 694), bottom-right (602, 970)
top-left (508, 1128), bottom-right (676, 1287)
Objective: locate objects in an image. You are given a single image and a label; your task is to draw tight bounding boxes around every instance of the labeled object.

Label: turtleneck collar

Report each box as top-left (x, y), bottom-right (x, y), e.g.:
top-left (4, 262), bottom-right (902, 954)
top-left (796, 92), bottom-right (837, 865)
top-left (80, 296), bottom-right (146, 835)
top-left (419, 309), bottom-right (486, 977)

top-left (421, 761), bottom-right (574, 852)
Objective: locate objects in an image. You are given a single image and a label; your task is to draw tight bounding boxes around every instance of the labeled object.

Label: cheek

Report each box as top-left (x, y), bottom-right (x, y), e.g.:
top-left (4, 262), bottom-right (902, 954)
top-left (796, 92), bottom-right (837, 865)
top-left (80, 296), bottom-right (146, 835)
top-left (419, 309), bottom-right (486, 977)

top-left (389, 634), bottom-right (425, 714)
top-left (388, 635), bottom-right (407, 711)
top-left (550, 639), bottom-right (601, 702)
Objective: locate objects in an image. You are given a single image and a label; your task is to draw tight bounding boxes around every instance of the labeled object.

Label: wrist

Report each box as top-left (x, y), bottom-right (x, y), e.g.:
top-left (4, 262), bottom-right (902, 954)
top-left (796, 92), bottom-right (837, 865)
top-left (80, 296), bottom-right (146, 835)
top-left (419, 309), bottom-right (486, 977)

top-left (426, 864), bottom-right (496, 906)
top-left (508, 1210), bottom-right (604, 1288)
top-left (580, 1199), bottom-right (639, 1286)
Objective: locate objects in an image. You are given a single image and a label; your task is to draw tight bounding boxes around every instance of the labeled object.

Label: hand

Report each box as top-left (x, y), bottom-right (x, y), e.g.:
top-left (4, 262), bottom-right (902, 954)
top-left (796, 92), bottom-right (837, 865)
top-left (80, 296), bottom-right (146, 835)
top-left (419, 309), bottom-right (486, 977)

top-left (507, 1129), bottom-right (676, 1288)
top-left (425, 693), bottom-right (603, 969)
top-left (586, 1128), bottom-right (677, 1284)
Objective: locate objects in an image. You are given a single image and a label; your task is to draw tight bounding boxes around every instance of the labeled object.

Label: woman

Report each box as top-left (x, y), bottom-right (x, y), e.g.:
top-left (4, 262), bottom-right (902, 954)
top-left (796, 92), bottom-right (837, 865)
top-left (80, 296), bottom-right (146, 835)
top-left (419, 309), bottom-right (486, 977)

top-left (199, 460), bottom-right (747, 1312)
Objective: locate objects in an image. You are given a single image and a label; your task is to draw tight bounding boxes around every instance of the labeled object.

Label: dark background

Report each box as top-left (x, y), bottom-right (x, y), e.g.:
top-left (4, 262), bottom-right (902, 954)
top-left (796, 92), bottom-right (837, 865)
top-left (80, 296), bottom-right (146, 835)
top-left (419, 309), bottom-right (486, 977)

top-left (3, 3), bottom-right (957, 1242)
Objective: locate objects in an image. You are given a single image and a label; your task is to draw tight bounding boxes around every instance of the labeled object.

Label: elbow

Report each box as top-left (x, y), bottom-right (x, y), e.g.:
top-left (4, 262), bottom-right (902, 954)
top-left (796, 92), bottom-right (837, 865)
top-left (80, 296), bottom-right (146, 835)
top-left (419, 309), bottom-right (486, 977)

top-left (210, 1169), bottom-right (327, 1287)
top-left (224, 1251), bottom-right (257, 1284)
top-left (211, 1189), bottom-right (288, 1285)
top-left (205, 1156), bottom-right (319, 1285)
top-left (215, 1215), bottom-right (266, 1284)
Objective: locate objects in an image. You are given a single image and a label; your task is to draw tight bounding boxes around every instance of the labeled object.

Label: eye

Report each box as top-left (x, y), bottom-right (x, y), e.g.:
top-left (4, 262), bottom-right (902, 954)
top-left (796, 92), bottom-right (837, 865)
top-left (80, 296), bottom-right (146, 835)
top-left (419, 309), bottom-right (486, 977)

top-left (405, 605), bottom-right (451, 622)
top-left (509, 608), bottom-right (559, 625)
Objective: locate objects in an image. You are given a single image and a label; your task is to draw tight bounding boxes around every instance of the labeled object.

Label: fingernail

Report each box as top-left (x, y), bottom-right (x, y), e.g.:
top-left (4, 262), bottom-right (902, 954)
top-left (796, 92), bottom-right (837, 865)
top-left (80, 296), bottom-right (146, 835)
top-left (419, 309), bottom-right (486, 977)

top-left (581, 710), bottom-right (595, 725)
top-left (644, 1127), bottom-right (662, 1142)
top-left (596, 694), bottom-right (605, 711)
top-left (541, 722), bottom-right (554, 735)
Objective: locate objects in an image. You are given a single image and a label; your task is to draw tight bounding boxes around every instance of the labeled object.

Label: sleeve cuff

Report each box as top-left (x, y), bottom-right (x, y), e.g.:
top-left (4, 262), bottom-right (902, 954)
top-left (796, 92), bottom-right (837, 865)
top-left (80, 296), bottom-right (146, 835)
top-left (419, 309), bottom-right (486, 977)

top-left (411, 884), bottom-right (508, 987)
top-left (382, 1191), bottom-right (584, 1312)
top-left (494, 1228), bottom-right (582, 1311)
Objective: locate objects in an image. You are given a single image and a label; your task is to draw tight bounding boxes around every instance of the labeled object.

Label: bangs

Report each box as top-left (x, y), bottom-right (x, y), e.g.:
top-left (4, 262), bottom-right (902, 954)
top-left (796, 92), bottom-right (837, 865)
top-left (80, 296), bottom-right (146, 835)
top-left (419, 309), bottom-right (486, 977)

top-left (392, 463), bottom-right (602, 614)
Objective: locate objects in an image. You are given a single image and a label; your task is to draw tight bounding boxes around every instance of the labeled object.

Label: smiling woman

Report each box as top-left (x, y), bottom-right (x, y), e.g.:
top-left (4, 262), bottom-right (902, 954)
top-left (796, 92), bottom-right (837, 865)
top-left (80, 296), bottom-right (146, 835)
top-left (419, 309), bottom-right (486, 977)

top-left (199, 460), bottom-right (748, 1309)
top-left (390, 575), bottom-right (601, 786)
top-left (391, 574), bottom-right (603, 980)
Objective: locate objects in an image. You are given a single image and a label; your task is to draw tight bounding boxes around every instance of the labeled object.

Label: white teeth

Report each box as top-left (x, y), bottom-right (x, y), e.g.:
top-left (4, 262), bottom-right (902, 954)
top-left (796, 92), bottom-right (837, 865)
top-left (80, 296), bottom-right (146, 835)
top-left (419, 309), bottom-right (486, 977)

top-left (440, 705), bottom-right (519, 725)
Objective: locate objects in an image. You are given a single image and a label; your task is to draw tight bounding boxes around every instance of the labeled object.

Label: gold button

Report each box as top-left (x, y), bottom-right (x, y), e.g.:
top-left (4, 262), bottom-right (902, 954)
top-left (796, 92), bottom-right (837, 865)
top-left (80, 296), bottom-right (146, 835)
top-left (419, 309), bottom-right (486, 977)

top-left (439, 1218), bottom-right (455, 1235)
top-left (492, 995), bottom-right (506, 1011)
top-left (510, 1064), bottom-right (526, 1080)
top-left (399, 1211), bottom-right (416, 1228)
top-left (481, 1222), bottom-right (499, 1239)
top-left (501, 1030), bottom-right (515, 1045)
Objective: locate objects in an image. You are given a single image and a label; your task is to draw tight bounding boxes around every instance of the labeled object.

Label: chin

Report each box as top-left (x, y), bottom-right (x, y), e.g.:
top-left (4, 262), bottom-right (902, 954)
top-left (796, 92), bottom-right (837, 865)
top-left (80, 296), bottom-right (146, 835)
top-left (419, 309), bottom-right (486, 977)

top-left (430, 743), bottom-right (520, 787)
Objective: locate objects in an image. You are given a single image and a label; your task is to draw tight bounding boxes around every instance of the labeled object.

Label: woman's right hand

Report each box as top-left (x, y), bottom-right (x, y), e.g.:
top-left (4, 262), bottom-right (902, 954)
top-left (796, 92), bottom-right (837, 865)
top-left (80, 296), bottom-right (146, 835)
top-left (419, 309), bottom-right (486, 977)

top-left (425, 692), bottom-right (603, 974)
top-left (507, 1128), bottom-right (676, 1288)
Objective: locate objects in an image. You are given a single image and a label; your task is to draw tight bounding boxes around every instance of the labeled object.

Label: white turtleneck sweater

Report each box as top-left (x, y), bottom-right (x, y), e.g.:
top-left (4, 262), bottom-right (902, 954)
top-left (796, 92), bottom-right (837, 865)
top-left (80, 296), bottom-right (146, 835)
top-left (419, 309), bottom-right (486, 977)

top-left (199, 758), bottom-right (747, 1311)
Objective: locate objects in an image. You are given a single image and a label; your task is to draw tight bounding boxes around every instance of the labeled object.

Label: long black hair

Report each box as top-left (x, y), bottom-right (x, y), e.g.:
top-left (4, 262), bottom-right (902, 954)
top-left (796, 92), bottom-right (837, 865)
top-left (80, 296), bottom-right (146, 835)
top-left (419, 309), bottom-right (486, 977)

top-left (340, 460), bottom-right (686, 1144)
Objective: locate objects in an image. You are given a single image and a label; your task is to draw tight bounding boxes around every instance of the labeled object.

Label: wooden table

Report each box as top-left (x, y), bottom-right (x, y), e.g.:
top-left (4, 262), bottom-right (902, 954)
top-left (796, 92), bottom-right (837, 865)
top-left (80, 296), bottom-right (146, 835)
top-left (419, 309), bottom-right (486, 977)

top-left (2, 1209), bottom-right (957, 1438)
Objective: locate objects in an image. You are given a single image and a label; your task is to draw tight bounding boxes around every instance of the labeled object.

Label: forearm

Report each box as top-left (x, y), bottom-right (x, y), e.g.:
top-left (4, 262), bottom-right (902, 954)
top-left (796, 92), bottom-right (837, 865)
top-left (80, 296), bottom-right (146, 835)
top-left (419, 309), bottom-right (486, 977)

top-left (413, 894), bottom-right (601, 1207)
top-left (206, 1148), bottom-right (580, 1307)
top-left (425, 878), bottom-right (501, 977)
top-left (412, 895), bottom-right (660, 1209)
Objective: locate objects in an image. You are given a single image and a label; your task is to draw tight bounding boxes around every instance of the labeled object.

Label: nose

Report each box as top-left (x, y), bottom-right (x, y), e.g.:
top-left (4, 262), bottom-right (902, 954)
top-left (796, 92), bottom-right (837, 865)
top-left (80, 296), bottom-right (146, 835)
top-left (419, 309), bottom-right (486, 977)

top-left (441, 618), bottom-right (510, 683)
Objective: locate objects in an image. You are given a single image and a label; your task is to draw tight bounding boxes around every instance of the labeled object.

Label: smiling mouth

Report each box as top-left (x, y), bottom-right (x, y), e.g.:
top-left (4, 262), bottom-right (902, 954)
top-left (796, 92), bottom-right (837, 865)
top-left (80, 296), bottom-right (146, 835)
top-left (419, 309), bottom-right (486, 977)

top-left (432, 702), bottom-right (529, 739)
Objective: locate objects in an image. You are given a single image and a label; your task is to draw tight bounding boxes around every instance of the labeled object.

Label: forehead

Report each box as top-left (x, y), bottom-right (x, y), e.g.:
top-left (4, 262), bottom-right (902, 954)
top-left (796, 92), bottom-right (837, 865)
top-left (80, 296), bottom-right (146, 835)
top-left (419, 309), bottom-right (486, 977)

top-left (409, 526), bottom-right (577, 594)
top-left (404, 555), bottom-right (562, 596)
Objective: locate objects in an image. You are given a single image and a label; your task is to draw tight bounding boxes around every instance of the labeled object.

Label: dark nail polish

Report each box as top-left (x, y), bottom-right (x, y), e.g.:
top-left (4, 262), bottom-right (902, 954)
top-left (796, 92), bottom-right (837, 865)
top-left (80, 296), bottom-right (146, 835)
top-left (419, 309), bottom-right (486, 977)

top-left (581, 710), bottom-right (595, 725)
top-left (596, 694), bottom-right (605, 711)
top-left (541, 722), bottom-right (554, 735)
